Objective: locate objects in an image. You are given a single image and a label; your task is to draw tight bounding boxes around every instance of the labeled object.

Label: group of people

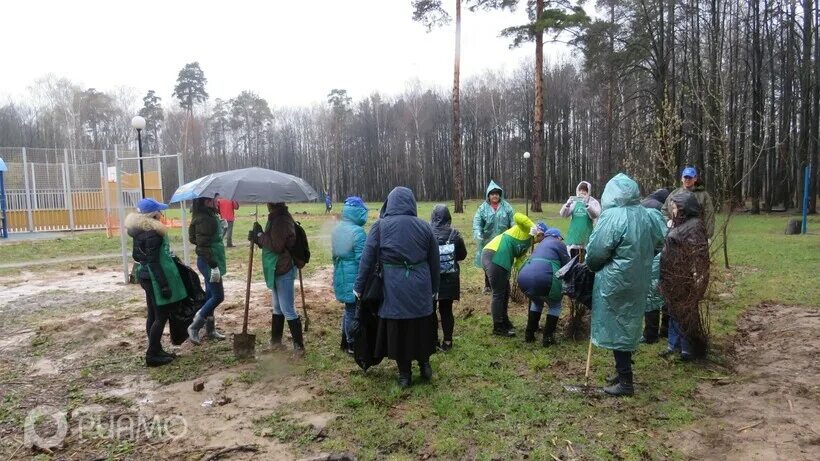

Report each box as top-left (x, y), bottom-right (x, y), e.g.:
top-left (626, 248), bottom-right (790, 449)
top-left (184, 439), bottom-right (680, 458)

top-left (127, 165), bottom-right (714, 397)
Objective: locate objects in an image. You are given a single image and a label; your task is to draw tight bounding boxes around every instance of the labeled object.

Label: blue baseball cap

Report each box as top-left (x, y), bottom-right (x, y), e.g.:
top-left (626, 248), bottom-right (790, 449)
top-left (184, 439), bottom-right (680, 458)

top-left (137, 198), bottom-right (169, 214)
top-left (682, 166), bottom-right (698, 178)
top-left (545, 227), bottom-right (563, 239)
top-left (344, 196), bottom-right (367, 209)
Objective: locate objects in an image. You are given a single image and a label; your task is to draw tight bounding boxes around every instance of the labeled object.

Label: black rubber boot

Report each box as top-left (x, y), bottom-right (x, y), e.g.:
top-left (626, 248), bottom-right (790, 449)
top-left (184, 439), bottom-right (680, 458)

top-left (641, 310), bottom-right (660, 344)
top-left (397, 361), bottom-right (412, 388)
top-left (493, 323), bottom-right (515, 337)
top-left (419, 360), bottom-right (433, 381)
top-left (287, 318), bottom-right (305, 356)
top-left (541, 315), bottom-right (559, 347)
top-left (524, 310), bottom-right (542, 343)
top-left (145, 353), bottom-right (173, 367)
top-left (271, 314), bottom-right (285, 348)
top-left (605, 375), bottom-right (619, 385)
top-left (205, 316), bottom-right (226, 341)
top-left (604, 350), bottom-right (634, 396)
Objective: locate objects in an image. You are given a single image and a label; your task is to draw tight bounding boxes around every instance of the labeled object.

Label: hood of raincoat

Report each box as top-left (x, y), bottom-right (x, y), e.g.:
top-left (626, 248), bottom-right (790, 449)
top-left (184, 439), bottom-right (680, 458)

top-left (431, 204), bottom-right (451, 228)
top-left (600, 173), bottom-right (641, 210)
top-left (485, 180), bottom-right (504, 200)
top-left (342, 197), bottom-right (368, 226)
top-left (648, 188), bottom-right (670, 205)
top-left (669, 190), bottom-right (701, 219)
top-left (379, 186), bottom-right (417, 218)
top-left (576, 181), bottom-right (592, 196)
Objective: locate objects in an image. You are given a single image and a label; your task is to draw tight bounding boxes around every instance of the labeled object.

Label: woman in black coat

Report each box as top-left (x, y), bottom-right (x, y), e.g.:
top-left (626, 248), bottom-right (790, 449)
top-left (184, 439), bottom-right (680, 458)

top-left (430, 204), bottom-right (467, 351)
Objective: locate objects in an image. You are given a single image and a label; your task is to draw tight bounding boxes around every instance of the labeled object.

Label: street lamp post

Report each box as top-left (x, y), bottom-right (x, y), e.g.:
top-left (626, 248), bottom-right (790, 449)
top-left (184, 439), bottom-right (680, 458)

top-left (523, 151), bottom-right (531, 216)
top-left (131, 115), bottom-right (147, 199)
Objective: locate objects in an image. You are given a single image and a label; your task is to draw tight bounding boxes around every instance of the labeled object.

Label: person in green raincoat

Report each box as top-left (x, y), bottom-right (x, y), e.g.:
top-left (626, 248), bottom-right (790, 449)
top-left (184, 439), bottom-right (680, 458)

top-left (127, 198), bottom-right (187, 367)
top-left (558, 181), bottom-right (602, 261)
top-left (249, 202), bottom-right (304, 355)
top-left (586, 174), bottom-right (666, 396)
top-left (188, 196), bottom-right (227, 345)
top-left (472, 180), bottom-right (515, 293)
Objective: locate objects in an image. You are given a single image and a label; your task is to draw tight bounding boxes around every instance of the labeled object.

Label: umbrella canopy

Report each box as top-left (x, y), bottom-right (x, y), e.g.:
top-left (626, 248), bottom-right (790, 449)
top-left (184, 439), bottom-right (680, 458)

top-left (170, 167), bottom-right (319, 204)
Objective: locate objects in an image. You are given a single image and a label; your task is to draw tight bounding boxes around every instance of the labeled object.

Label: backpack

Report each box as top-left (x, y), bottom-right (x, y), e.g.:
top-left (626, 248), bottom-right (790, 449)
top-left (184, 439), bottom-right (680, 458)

top-left (438, 229), bottom-right (458, 274)
top-left (290, 221), bottom-right (311, 269)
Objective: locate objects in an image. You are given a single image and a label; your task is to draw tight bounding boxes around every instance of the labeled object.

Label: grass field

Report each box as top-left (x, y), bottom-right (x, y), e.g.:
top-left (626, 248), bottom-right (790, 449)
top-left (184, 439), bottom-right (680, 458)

top-left (2, 200), bottom-right (819, 459)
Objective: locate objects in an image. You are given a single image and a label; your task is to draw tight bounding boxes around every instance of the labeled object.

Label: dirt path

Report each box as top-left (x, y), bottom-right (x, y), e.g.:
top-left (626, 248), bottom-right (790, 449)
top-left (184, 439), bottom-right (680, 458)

top-left (674, 303), bottom-right (820, 460)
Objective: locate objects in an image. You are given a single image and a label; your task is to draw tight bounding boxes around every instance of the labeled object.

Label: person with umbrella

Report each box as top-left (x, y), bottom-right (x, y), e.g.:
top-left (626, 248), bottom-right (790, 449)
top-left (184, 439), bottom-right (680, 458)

top-left (187, 195), bottom-right (227, 344)
top-left (249, 202), bottom-right (304, 355)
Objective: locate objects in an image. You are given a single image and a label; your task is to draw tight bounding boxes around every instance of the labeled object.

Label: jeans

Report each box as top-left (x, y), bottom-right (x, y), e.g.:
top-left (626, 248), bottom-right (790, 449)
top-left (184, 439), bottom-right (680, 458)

top-left (528, 297), bottom-right (562, 317)
top-left (224, 220), bottom-right (235, 247)
top-left (140, 278), bottom-right (170, 355)
top-left (272, 265), bottom-right (298, 320)
top-left (196, 257), bottom-right (225, 318)
top-left (667, 318), bottom-right (691, 355)
top-left (341, 302), bottom-right (357, 347)
top-left (482, 251), bottom-right (511, 327)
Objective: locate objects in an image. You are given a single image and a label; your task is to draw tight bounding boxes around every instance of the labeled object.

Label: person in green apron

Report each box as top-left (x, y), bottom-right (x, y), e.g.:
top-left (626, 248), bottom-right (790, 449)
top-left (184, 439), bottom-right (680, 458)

top-left (249, 202), bottom-right (303, 355)
top-left (188, 196), bottom-right (227, 345)
top-left (126, 198), bottom-right (187, 367)
top-left (559, 181), bottom-right (602, 260)
top-left (517, 226), bottom-right (571, 346)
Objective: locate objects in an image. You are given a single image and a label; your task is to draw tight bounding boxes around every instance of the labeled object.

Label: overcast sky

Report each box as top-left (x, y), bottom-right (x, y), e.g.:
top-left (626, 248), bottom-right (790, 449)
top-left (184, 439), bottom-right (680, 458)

top-left (2, 0), bottom-right (576, 108)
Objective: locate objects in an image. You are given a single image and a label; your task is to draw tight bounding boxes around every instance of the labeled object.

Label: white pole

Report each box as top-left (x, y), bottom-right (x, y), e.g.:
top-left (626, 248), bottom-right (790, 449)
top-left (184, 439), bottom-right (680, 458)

top-left (177, 153), bottom-right (189, 265)
top-left (63, 148), bottom-right (75, 232)
top-left (100, 150), bottom-right (111, 232)
top-left (115, 146), bottom-right (129, 284)
top-left (21, 147), bottom-right (34, 232)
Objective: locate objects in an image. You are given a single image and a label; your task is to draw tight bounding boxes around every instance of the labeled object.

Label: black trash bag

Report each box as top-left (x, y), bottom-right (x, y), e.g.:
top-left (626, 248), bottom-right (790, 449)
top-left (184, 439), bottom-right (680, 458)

top-left (168, 259), bottom-right (206, 345)
top-left (557, 256), bottom-right (596, 310)
top-left (351, 299), bottom-right (384, 371)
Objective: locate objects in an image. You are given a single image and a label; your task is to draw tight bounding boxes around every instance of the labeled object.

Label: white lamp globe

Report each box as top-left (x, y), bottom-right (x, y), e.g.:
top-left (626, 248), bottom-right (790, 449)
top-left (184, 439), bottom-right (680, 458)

top-left (131, 115), bottom-right (146, 130)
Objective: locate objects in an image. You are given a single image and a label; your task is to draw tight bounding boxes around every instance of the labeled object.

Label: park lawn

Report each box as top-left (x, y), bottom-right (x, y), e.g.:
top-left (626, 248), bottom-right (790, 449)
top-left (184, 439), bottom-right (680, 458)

top-left (1, 201), bottom-right (818, 459)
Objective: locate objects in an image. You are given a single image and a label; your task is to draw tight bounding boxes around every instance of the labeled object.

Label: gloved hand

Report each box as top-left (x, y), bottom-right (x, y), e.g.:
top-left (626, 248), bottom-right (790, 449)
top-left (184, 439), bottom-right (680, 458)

top-left (160, 286), bottom-right (172, 299)
top-left (209, 267), bottom-right (222, 283)
top-left (252, 221), bottom-right (263, 234)
top-left (247, 230), bottom-right (256, 243)
top-left (529, 225), bottom-right (539, 237)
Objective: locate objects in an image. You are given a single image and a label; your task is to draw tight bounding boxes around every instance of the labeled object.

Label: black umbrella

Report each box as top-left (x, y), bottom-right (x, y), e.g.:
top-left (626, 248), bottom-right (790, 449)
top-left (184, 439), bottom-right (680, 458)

top-left (170, 167), bottom-right (318, 203)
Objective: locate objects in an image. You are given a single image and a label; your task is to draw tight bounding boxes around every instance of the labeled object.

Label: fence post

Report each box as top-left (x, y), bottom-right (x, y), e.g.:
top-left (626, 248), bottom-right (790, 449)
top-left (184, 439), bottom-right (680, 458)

top-left (21, 147), bottom-right (34, 232)
top-left (63, 148), bottom-right (75, 231)
top-left (101, 151), bottom-right (111, 236)
top-left (115, 146), bottom-right (129, 284)
top-left (177, 153), bottom-right (189, 265)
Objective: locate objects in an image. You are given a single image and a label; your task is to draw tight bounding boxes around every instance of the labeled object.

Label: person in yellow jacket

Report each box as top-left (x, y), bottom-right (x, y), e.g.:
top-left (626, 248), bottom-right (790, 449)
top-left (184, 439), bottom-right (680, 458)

top-left (481, 213), bottom-right (545, 337)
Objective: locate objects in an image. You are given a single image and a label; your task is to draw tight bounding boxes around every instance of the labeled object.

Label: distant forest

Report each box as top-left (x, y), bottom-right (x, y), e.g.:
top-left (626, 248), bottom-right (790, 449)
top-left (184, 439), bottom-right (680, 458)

top-left (0, 0), bottom-right (817, 213)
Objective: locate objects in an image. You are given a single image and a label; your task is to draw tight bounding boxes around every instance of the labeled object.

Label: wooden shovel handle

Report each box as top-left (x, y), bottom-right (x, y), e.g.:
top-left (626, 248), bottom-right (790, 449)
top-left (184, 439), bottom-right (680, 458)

top-left (243, 239), bottom-right (254, 334)
top-left (298, 268), bottom-right (309, 332)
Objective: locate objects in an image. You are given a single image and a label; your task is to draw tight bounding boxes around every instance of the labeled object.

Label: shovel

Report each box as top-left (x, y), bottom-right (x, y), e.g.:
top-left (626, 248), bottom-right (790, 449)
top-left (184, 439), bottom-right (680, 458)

top-left (563, 338), bottom-right (602, 395)
top-left (233, 238), bottom-right (256, 359)
top-left (297, 268), bottom-right (310, 332)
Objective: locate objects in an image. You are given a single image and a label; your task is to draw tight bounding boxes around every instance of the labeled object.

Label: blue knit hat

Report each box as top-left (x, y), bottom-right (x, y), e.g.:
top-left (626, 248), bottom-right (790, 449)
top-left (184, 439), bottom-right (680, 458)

top-left (137, 198), bottom-right (168, 214)
top-left (535, 221), bottom-right (549, 234)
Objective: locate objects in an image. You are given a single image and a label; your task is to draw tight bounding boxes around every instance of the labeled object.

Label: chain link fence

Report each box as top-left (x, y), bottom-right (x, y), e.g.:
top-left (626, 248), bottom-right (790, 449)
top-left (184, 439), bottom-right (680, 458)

top-left (0, 147), bottom-right (162, 233)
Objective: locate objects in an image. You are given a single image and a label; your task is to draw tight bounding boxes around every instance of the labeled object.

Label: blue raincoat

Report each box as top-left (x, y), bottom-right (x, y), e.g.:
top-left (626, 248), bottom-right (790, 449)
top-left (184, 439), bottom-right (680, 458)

top-left (354, 187), bottom-right (440, 320)
top-left (586, 174), bottom-right (666, 351)
top-left (332, 198), bottom-right (368, 304)
top-left (472, 180), bottom-right (514, 267)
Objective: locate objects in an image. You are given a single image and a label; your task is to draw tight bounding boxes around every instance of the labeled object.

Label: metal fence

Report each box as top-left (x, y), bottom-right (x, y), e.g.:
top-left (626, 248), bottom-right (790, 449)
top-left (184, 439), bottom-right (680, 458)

top-left (0, 147), bottom-right (162, 233)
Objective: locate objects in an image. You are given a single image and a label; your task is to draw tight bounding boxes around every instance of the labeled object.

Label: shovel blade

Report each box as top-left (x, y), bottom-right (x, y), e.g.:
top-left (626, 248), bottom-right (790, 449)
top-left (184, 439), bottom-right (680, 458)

top-left (562, 384), bottom-right (604, 395)
top-left (233, 333), bottom-right (256, 359)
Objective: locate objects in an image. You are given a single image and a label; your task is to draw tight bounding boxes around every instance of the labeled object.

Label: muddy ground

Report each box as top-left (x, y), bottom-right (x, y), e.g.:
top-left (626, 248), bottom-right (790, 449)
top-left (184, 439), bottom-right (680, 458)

top-left (1, 265), bottom-right (818, 460)
top-left (673, 302), bottom-right (820, 460)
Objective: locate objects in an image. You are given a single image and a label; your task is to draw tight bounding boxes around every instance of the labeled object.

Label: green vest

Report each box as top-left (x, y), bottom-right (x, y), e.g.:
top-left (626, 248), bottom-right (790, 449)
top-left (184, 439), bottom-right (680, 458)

top-left (262, 248), bottom-right (280, 290)
top-left (141, 235), bottom-right (187, 306)
top-left (566, 200), bottom-right (593, 246)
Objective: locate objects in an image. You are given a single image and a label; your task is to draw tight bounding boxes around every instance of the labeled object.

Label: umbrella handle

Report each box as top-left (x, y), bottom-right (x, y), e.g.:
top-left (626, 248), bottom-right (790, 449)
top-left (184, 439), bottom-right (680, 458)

top-left (298, 268), bottom-right (309, 332)
top-left (243, 239), bottom-right (254, 335)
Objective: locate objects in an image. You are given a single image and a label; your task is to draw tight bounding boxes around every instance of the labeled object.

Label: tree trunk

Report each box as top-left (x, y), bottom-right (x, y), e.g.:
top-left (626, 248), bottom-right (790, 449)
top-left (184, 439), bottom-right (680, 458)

top-left (452, 0), bottom-right (464, 212)
top-left (531, 0), bottom-right (545, 212)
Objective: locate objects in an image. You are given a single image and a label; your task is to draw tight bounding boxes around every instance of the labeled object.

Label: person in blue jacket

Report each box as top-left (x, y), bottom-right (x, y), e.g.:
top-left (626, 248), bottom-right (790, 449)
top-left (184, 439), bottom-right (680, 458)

top-left (325, 193), bottom-right (333, 214)
top-left (354, 187), bottom-right (440, 388)
top-left (517, 225), bottom-right (571, 346)
top-left (332, 196), bottom-right (368, 354)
